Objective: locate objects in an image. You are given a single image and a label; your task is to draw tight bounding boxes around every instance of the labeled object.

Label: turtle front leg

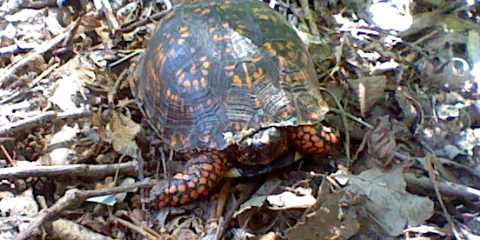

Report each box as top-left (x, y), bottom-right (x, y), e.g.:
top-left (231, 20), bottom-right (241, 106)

top-left (289, 125), bottom-right (340, 155)
top-left (149, 151), bottom-right (228, 208)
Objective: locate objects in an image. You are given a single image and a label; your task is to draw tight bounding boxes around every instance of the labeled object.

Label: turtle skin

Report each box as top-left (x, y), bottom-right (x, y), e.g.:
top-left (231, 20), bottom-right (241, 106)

top-left (131, 0), bottom-right (341, 208)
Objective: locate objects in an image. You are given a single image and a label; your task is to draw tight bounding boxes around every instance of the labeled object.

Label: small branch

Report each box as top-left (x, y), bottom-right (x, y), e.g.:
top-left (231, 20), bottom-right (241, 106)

top-left (0, 44), bottom-right (33, 56)
top-left (0, 110), bottom-right (91, 136)
top-left (0, 21), bottom-right (77, 87)
top-left (0, 161), bottom-right (139, 179)
top-left (120, 9), bottom-right (173, 33)
top-left (405, 173), bottom-right (480, 201)
top-left (15, 180), bottom-right (154, 240)
top-left (113, 216), bottom-right (160, 240)
top-left (20, 0), bottom-right (57, 9)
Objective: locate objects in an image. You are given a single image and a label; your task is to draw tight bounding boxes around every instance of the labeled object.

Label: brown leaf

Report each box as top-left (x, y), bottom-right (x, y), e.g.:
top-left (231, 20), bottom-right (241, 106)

top-left (343, 167), bottom-right (434, 237)
top-left (349, 75), bottom-right (386, 116)
top-left (107, 111), bottom-right (140, 158)
top-left (367, 116), bottom-right (396, 167)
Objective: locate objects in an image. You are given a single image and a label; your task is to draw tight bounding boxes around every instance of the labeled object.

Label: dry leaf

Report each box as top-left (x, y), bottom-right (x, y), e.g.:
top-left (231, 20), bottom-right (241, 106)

top-left (107, 111), bottom-right (140, 158)
top-left (366, 116), bottom-right (396, 167)
top-left (343, 167), bottom-right (434, 237)
top-left (350, 75), bottom-right (386, 116)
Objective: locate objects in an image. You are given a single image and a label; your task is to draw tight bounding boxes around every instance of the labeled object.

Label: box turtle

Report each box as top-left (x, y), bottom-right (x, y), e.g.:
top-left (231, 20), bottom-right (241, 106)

top-left (131, 0), bottom-right (340, 208)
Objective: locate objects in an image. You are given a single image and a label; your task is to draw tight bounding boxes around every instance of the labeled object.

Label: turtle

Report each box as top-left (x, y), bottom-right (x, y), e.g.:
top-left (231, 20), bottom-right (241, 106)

top-left (130, 0), bottom-right (341, 208)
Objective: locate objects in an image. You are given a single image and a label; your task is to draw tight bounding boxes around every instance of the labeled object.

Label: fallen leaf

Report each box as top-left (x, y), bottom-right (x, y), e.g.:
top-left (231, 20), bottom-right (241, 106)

top-left (107, 111), bottom-right (140, 158)
top-left (343, 167), bottom-right (434, 236)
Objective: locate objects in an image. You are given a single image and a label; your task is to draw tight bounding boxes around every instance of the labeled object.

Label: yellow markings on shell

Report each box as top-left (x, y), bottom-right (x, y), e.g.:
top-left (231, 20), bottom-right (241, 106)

top-left (203, 61), bottom-right (210, 69)
top-left (233, 75), bottom-right (242, 87)
top-left (200, 8), bottom-right (211, 15)
top-left (263, 42), bottom-right (272, 49)
top-left (178, 26), bottom-right (188, 33)
top-left (286, 40), bottom-right (295, 49)
top-left (170, 135), bottom-right (177, 146)
top-left (263, 42), bottom-right (277, 56)
top-left (253, 67), bottom-right (265, 81)
top-left (294, 71), bottom-right (307, 82)
top-left (284, 75), bottom-right (292, 82)
top-left (278, 56), bottom-right (287, 67)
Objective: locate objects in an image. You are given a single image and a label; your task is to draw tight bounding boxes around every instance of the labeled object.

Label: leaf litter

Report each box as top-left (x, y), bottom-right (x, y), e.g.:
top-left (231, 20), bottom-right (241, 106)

top-left (0, 0), bottom-right (480, 239)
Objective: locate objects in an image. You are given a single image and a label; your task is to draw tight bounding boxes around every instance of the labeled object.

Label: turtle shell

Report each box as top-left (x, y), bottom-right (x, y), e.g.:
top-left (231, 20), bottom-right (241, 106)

top-left (131, 0), bottom-right (329, 153)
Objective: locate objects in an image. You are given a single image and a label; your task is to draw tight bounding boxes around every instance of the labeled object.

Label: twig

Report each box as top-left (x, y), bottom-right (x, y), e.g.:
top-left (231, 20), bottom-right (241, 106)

top-left (0, 145), bottom-right (15, 166)
top-left (15, 180), bottom-right (154, 240)
top-left (404, 173), bottom-right (480, 202)
top-left (0, 20), bottom-right (77, 87)
top-left (0, 161), bottom-right (139, 179)
top-left (0, 44), bottom-right (33, 56)
top-left (20, 0), bottom-right (57, 9)
top-left (0, 109), bottom-right (91, 136)
top-left (299, 0), bottom-right (320, 37)
top-left (120, 8), bottom-right (173, 33)
top-left (112, 216), bottom-right (160, 240)
top-left (31, 62), bottom-right (59, 87)
top-left (320, 87), bottom-right (353, 165)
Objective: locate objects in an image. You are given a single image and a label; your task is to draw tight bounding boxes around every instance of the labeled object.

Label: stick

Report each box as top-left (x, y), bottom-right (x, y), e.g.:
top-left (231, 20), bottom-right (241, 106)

top-left (0, 21), bottom-right (76, 87)
top-left (0, 161), bottom-right (139, 179)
